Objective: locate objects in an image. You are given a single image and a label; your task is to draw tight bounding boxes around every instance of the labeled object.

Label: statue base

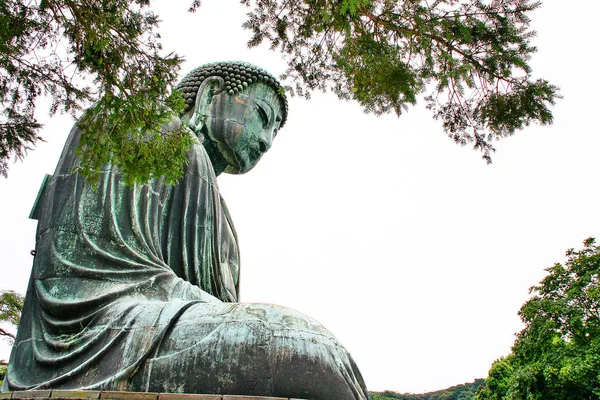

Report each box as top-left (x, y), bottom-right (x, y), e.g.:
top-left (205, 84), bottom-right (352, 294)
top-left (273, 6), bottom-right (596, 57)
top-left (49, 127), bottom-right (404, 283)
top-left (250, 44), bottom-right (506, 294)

top-left (0, 392), bottom-right (309, 400)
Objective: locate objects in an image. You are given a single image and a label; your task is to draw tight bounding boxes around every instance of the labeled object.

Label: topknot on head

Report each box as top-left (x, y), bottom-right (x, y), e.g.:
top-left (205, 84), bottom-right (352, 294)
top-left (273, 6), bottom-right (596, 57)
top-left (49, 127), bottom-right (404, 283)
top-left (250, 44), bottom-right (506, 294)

top-left (176, 61), bottom-right (289, 128)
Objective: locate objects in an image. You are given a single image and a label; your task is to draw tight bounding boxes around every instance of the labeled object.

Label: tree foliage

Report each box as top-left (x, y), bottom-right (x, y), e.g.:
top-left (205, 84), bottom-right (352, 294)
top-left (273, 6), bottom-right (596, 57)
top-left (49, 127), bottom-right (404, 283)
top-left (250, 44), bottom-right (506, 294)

top-left (477, 238), bottom-right (600, 399)
top-left (1, 0), bottom-right (558, 183)
top-left (0, 290), bottom-right (24, 343)
top-left (475, 356), bottom-right (514, 400)
top-left (243, 0), bottom-right (559, 162)
top-left (0, 361), bottom-right (7, 385)
top-left (1, 0), bottom-right (187, 184)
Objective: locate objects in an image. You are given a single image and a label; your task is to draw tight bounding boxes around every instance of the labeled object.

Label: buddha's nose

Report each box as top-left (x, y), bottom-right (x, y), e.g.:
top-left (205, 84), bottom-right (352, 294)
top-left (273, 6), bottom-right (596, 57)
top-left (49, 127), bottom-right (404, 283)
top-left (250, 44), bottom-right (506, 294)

top-left (258, 133), bottom-right (274, 153)
top-left (257, 127), bottom-right (277, 153)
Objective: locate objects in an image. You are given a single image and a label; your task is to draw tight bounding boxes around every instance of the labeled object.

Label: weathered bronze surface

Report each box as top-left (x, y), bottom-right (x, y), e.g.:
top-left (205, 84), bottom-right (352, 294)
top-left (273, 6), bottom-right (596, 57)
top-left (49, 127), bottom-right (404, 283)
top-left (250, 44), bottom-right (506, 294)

top-left (2, 62), bottom-right (367, 400)
top-left (0, 390), bottom-right (296, 400)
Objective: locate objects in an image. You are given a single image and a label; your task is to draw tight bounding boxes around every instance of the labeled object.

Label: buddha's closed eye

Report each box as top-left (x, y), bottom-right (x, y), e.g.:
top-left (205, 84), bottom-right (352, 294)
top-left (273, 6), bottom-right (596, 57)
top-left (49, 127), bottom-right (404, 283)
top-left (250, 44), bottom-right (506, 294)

top-left (256, 104), bottom-right (269, 128)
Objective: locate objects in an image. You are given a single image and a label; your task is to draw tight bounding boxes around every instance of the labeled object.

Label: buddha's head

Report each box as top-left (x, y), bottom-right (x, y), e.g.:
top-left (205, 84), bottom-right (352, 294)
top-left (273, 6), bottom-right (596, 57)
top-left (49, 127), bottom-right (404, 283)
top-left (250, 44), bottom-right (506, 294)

top-left (177, 61), bottom-right (288, 175)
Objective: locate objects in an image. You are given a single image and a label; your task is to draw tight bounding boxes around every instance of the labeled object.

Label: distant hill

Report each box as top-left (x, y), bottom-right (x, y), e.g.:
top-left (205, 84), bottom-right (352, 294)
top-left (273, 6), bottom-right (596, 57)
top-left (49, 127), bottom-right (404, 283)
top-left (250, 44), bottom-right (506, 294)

top-left (369, 379), bottom-right (485, 400)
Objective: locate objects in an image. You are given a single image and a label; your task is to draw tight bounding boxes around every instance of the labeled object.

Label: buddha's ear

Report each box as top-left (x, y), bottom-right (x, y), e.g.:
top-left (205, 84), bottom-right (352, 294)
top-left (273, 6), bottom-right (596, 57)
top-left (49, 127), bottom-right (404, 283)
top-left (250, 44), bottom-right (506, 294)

top-left (188, 76), bottom-right (226, 133)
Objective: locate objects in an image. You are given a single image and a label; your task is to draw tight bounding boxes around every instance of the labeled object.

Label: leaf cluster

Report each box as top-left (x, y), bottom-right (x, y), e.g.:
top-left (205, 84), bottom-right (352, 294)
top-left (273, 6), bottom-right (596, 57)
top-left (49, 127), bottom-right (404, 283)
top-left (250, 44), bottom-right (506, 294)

top-left (0, 362), bottom-right (6, 384)
top-left (243, 0), bottom-right (560, 162)
top-left (0, 290), bottom-right (24, 343)
top-left (477, 239), bottom-right (600, 399)
top-left (1, 0), bottom-right (187, 183)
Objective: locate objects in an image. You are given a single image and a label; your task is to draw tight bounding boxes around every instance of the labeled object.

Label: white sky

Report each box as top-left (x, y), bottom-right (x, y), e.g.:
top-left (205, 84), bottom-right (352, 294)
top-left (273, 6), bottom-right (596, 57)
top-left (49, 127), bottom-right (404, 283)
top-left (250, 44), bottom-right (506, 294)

top-left (1, 1), bottom-right (600, 395)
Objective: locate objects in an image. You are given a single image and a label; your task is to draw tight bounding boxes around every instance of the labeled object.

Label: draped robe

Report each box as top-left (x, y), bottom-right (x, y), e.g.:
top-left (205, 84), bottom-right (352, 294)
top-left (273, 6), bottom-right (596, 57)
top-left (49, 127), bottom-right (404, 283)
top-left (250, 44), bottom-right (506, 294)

top-left (3, 121), bottom-right (368, 399)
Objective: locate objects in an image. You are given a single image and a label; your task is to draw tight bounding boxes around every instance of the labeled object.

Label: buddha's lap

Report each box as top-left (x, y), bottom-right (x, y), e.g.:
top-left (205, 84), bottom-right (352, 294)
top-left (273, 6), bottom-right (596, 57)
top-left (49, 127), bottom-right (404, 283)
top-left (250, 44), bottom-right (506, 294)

top-left (125, 302), bottom-right (363, 398)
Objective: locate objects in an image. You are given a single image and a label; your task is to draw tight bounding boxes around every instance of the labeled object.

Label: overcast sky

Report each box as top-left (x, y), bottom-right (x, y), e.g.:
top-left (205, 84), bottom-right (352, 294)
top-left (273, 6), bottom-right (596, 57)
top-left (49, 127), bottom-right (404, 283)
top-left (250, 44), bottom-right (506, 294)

top-left (2, 1), bottom-right (600, 395)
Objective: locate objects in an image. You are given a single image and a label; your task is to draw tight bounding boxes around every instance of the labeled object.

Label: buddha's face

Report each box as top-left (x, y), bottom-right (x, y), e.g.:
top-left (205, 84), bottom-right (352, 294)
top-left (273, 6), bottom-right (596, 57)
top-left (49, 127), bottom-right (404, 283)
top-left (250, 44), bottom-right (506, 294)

top-left (205, 82), bottom-right (284, 174)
